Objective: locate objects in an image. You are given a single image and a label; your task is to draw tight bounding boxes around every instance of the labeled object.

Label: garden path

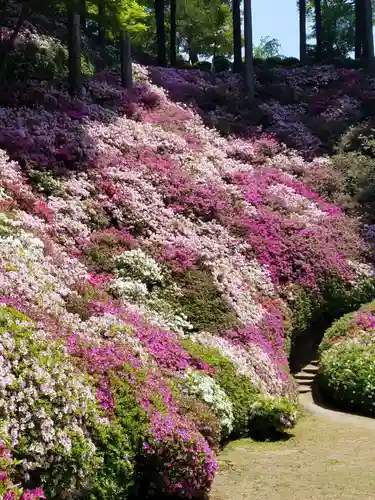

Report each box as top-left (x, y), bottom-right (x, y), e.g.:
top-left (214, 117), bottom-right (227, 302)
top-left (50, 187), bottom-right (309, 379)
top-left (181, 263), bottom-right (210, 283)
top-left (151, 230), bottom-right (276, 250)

top-left (211, 383), bottom-right (375, 500)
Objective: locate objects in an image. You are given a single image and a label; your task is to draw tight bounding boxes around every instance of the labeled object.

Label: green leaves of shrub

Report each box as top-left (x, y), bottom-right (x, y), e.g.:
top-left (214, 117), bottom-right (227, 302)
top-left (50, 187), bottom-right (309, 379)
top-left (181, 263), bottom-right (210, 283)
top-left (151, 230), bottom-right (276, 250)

top-left (172, 268), bottom-right (240, 333)
top-left (319, 342), bottom-right (375, 415)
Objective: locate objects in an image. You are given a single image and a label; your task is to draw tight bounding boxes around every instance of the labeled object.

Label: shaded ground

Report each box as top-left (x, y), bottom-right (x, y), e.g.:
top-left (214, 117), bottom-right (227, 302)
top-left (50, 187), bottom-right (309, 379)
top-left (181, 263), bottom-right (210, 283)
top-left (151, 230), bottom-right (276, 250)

top-left (211, 395), bottom-right (375, 500)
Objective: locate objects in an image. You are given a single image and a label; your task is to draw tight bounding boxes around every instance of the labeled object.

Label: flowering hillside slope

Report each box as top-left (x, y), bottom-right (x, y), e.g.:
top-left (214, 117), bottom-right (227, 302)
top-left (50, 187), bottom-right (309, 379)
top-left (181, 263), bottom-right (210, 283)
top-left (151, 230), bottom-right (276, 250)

top-left (0, 62), bottom-right (374, 499)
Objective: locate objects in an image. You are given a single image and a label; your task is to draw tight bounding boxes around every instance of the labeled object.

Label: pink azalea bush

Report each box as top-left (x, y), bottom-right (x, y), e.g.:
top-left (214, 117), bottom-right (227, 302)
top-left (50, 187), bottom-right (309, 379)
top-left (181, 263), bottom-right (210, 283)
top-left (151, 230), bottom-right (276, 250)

top-left (0, 51), bottom-right (373, 499)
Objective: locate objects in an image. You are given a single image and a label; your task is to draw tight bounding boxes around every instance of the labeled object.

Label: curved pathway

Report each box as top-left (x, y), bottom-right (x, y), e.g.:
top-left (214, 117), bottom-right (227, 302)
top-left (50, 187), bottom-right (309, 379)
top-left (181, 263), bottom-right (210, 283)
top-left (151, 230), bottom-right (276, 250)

top-left (211, 364), bottom-right (375, 500)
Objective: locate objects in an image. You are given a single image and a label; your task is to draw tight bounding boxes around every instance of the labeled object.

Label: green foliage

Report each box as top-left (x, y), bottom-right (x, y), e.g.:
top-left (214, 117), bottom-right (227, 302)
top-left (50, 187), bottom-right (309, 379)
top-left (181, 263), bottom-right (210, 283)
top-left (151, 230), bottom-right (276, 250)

top-left (330, 152), bottom-right (375, 221)
top-left (253, 36), bottom-right (282, 59)
top-left (193, 60), bottom-right (212, 71)
top-left (2, 36), bottom-right (69, 82)
top-left (319, 341), bottom-right (375, 415)
top-left (320, 299), bottom-right (375, 352)
top-left (285, 276), bottom-right (375, 358)
top-left (182, 338), bottom-right (298, 438)
top-left (88, 373), bottom-right (148, 499)
top-left (319, 310), bottom-right (357, 352)
top-left (172, 268), bottom-right (240, 333)
top-left (177, 0), bottom-right (233, 60)
top-left (249, 395), bottom-right (298, 440)
top-left (318, 298), bottom-right (375, 417)
top-left (320, 276), bottom-right (375, 319)
top-left (27, 168), bottom-right (64, 196)
top-left (87, 0), bottom-right (149, 36)
top-left (285, 286), bottom-right (321, 339)
top-left (338, 121), bottom-right (375, 158)
top-left (213, 55), bottom-right (231, 72)
top-left (182, 338), bottom-right (258, 437)
top-left (305, 0), bottom-right (373, 58)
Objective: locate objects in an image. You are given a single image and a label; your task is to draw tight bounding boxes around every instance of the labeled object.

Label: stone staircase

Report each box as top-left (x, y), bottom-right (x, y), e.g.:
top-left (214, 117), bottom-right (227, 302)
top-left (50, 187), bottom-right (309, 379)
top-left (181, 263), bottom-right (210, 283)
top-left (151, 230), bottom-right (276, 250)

top-left (294, 360), bottom-right (319, 394)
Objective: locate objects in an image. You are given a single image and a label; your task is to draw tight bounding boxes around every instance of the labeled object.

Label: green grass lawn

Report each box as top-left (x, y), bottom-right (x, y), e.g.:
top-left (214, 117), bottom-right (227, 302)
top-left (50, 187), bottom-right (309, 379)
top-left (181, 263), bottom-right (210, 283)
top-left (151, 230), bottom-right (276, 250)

top-left (211, 411), bottom-right (375, 500)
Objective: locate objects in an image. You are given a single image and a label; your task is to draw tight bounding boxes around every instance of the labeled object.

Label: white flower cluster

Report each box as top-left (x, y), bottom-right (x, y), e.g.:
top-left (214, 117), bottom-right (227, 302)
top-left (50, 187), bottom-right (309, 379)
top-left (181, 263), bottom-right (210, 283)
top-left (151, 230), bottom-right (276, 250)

top-left (115, 249), bottom-right (164, 285)
top-left (111, 277), bottom-right (149, 302)
top-left (184, 371), bottom-right (234, 437)
top-left (0, 223), bottom-right (87, 318)
top-left (111, 249), bottom-right (193, 334)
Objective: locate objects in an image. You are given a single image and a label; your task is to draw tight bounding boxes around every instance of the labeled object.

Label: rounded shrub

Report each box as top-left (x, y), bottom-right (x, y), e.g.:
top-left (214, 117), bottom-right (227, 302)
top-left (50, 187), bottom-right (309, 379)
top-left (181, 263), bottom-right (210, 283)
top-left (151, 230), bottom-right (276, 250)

top-left (318, 299), bottom-right (375, 416)
top-left (319, 341), bottom-right (375, 415)
top-left (194, 61), bottom-right (212, 72)
top-left (212, 56), bottom-right (231, 73)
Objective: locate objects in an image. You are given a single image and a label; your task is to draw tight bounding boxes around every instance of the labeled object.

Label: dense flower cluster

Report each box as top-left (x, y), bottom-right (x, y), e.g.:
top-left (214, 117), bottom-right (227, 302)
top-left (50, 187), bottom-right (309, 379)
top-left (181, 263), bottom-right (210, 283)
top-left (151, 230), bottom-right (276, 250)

top-left (0, 49), bottom-right (373, 498)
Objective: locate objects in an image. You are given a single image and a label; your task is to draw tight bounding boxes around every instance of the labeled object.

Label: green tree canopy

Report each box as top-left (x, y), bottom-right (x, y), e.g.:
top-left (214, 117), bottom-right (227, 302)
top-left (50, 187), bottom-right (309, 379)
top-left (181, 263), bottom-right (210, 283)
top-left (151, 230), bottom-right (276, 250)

top-left (253, 36), bottom-right (282, 59)
top-left (178, 0), bottom-right (233, 61)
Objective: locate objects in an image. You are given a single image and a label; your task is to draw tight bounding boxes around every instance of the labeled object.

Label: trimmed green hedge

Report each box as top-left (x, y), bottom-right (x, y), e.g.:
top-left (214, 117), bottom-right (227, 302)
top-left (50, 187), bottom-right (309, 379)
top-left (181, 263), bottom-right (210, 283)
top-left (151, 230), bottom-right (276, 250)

top-left (318, 299), bottom-right (375, 416)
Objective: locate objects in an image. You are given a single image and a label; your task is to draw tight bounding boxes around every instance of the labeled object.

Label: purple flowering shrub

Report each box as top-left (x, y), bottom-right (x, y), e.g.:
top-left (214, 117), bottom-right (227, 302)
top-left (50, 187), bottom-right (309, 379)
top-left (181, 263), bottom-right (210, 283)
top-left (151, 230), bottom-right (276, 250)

top-left (0, 53), bottom-right (374, 499)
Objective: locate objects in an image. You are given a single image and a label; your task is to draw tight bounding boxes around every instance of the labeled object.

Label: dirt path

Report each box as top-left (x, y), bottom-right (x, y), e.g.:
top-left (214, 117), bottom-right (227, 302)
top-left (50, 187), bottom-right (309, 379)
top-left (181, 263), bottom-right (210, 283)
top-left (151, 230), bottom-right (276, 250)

top-left (211, 392), bottom-right (375, 500)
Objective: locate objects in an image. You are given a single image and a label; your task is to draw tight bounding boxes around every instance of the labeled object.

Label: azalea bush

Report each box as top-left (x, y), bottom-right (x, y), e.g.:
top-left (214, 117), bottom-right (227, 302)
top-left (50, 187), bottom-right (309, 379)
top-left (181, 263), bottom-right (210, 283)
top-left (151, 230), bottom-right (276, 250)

top-left (318, 300), bottom-right (375, 416)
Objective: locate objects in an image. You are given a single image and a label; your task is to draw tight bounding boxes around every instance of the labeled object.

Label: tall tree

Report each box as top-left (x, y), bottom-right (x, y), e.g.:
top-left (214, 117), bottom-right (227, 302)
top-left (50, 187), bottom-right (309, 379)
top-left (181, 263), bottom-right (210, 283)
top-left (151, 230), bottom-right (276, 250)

top-left (307, 0), bottom-right (375, 59)
top-left (0, 1), bottom-right (30, 81)
top-left (314, 0), bottom-right (322, 60)
top-left (355, 0), bottom-right (364, 58)
top-left (80, 0), bottom-right (87, 31)
top-left (232, 0), bottom-right (242, 72)
top-left (243, 0), bottom-right (254, 100)
top-left (67, 0), bottom-right (82, 96)
top-left (120, 30), bottom-right (132, 88)
top-left (299, 0), bottom-right (307, 63)
top-left (170, 0), bottom-right (177, 65)
top-left (97, 0), bottom-right (106, 70)
top-left (105, 0), bottom-right (149, 87)
top-left (363, 0), bottom-right (375, 71)
top-left (155, 0), bottom-right (167, 66)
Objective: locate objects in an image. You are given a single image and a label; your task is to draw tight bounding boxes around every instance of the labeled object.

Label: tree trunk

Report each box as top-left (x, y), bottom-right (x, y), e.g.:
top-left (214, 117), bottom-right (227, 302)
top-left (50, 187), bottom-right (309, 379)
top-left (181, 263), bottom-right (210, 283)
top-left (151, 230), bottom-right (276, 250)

top-left (299, 0), bottom-right (307, 64)
top-left (188, 47), bottom-right (198, 65)
top-left (67, 0), bottom-right (82, 96)
top-left (363, 0), bottom-right (375, 73)
top-left (120, 31), bottom-right (133, 89)
top-left (243, 0), bottom-right (254, 100)
top-left (232, 0), bottom-right (242, 73)
top-left (170, 0), bottom-right (177, 66)
top-left (315, 0), bottom-right (322, 61)
top-left (97, 0), bottom-right (106, 71)
top-left (80, 0), bottom-right (87, 32)
top-left (0, 0), bottom-right (10, 28)
top-left (355, 0), bottom-right (363, 59)
top-left (155, 0), bottom-right (167, 66)
top-left (0, 3), bottom-right (29, 82)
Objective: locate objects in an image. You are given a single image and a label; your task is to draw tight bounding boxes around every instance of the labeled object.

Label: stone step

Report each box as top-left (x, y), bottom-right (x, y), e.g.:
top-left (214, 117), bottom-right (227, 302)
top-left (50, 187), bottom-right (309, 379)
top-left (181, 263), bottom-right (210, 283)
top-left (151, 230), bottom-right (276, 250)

top-left (297, 384), bottom-right (312, 394)
top-left (294, 376), bottom-right (315, 385)
top-left (302, 364), bottom-right (319, 374)
top-left (310, 360), bottom-right (319, 366)
top-left (294, 371), bottom-right (316, 380)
